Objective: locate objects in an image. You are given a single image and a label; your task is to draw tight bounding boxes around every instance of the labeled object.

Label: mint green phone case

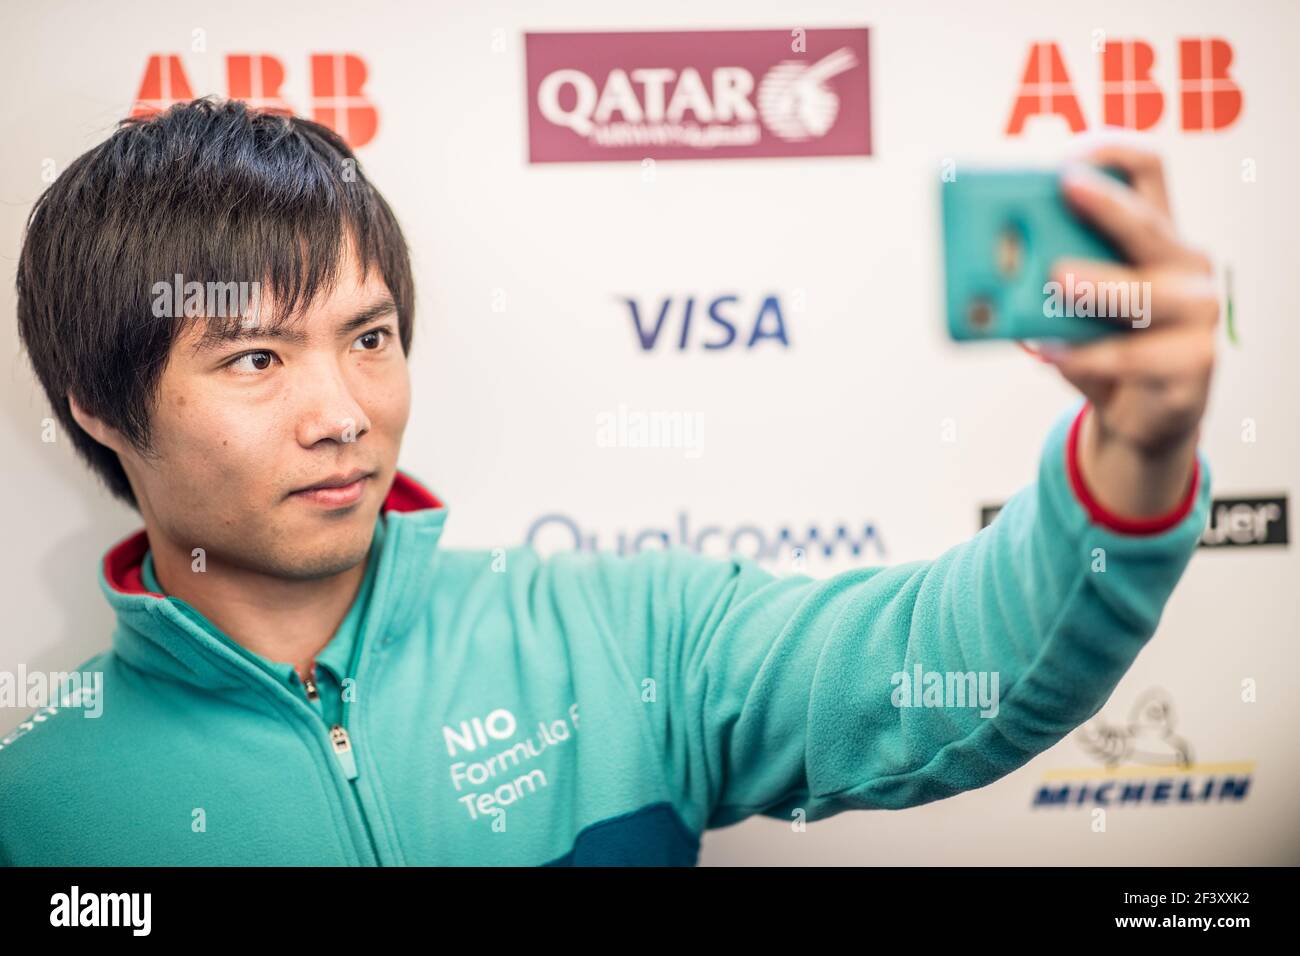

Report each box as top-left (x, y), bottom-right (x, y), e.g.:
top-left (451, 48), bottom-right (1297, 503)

top-left (941, 168), bottom-right (1130, 342)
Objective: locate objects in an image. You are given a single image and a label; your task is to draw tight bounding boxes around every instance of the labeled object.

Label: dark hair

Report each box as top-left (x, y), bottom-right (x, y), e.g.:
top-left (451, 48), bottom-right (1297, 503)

top-left (15, 96), bottom-right (416, 512)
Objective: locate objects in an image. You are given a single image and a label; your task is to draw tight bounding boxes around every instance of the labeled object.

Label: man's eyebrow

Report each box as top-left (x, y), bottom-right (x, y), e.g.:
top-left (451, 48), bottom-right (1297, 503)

top-left (192, 295), bottom-right (398, 353)
top-left (334, 295), bottom-right (399, 338)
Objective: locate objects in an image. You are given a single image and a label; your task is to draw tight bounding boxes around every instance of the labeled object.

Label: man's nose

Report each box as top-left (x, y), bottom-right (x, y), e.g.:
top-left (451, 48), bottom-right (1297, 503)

top-left (293, 358), bottom-right (372, 447)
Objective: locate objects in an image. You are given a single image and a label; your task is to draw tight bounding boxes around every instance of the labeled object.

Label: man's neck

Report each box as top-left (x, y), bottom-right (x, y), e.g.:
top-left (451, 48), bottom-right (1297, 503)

top-left (148, 543), bottom-right (369, 682)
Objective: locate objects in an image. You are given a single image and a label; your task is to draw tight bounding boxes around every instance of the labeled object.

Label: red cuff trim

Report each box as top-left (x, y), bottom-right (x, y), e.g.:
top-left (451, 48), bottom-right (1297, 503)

top-left (1065, 403), bottom-right (1199, 536)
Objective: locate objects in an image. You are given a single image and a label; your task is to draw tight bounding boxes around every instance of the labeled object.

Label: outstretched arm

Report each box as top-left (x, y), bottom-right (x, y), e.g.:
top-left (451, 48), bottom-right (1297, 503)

top-left (578, 142), bottom-right (1219, 833)
top-left (582, 397), bottom-right (1209, 832)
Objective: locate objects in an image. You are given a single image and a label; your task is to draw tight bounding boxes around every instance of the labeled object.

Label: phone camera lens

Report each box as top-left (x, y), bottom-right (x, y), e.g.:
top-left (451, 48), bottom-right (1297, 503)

top-left (996, 224), bottom-right (1025, 278)
top-left (967, 297), bottom-right (994, 332)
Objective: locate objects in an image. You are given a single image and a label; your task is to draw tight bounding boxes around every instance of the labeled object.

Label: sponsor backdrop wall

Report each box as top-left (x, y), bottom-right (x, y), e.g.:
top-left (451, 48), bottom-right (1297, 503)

top-left (2, 0), bottom-right (1295, 864)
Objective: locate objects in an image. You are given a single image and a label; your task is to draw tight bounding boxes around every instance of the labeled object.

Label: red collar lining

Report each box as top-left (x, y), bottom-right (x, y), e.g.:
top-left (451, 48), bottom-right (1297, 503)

top-left (103, 470), bottom-right (443, 597)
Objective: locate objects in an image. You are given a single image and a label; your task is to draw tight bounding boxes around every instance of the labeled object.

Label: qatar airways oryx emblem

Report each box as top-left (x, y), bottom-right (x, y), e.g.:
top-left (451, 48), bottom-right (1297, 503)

top-left (524, 28), bottom-right (872, 162)
top-left (757, 46), bottom-right (860, 141)
top-left (442, 704), bottom-right (581, 823)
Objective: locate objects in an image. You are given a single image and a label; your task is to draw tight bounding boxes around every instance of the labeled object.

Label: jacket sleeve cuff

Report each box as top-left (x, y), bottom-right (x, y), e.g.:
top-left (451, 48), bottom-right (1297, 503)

top-left (1065, 401), bottom-right (1202, 536)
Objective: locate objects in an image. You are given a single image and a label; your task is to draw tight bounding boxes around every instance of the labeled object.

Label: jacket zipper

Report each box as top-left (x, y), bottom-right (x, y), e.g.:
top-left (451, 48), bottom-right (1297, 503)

top-left (167, 597), bottom-right (385, 864)
top-left (329, 725), bottom-right (359, 779)
top-left (304, 672), bottom-right (359, 775)
top-left (302, 664), bottom-right (376, 857)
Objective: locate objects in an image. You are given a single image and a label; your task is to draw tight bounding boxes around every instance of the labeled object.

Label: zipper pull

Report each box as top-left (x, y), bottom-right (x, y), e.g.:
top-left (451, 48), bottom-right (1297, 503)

top-left (303, 665), bottom-right (320, 702)
top-left (329, 724), bottom-right (359, 780)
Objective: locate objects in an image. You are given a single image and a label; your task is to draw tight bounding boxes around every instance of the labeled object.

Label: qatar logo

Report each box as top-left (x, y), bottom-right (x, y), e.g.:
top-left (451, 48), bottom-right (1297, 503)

top-left (525, 29), bottom-right (872, 163)
top-left (757, 46), bottom-right (859, 141)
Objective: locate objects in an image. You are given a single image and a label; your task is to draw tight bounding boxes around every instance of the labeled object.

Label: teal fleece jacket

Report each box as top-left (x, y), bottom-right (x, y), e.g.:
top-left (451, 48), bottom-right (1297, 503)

top-left (0, 400), bottom-right (1210, 865)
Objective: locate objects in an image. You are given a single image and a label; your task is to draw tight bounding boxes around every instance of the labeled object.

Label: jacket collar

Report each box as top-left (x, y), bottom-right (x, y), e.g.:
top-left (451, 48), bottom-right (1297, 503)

top-left (99, 470), bottom-right (448, 692)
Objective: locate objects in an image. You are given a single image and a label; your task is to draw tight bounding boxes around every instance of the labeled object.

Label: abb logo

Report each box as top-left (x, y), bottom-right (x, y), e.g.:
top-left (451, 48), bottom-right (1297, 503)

top-left (130, 53), bottom-right (378, 148)
top-left (1007, 38), bottom-right (1243, 135)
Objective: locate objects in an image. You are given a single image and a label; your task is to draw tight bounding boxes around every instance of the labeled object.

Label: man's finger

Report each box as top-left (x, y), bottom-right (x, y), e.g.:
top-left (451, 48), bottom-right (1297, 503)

top-left (1049, 259), bottom-right (1222, 329)
top-left (1044, 325), bottom-right (1216, 382)
top-left (1049, 359), bottom-right (1116, 410)
top-left (1066, 136), bottom-right (1173, 217)
top-left (1059, 163), bottom-right (1186, 267)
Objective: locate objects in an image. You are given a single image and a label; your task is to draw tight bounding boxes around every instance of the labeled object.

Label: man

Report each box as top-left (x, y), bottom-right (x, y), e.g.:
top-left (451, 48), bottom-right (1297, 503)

top-left (2, 97), bottom-right (1217, 865)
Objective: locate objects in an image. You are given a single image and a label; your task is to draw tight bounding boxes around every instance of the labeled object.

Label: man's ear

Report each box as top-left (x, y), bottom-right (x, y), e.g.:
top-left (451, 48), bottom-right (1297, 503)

top-left (67, 391), bottom-right (124, 453)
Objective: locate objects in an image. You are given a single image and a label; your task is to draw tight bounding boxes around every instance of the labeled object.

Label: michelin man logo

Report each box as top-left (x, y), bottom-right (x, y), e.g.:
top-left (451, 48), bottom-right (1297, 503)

top-left (757, 46), bottom-right (859, 141)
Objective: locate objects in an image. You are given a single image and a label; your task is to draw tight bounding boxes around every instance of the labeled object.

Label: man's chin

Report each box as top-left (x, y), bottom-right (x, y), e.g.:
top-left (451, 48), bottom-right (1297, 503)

top-left (266, 511), bottom-right (379, 580)
top-left (270, 539), bottom-right (374, 581)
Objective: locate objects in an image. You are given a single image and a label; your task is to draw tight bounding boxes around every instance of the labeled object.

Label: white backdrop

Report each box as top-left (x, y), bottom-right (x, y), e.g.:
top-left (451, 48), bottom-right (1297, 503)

top-left (1, 0), bottom-right (1296, 864)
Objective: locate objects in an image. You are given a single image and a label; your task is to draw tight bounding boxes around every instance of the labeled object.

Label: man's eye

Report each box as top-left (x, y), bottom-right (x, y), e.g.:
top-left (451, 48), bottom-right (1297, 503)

top-left (226, 350), bottom-right (277, 374)
top-left (353, 327), bottom-right (392, 351)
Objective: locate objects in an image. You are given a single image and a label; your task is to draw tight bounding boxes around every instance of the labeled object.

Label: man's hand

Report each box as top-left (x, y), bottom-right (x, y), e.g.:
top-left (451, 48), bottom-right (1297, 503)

top-left (1041, 141), bottom-right (1219, 521)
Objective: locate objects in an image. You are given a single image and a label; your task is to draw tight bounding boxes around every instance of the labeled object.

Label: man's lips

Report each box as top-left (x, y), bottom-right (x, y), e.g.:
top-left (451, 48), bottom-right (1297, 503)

top-left (289, 469), bottom-right (375, 507)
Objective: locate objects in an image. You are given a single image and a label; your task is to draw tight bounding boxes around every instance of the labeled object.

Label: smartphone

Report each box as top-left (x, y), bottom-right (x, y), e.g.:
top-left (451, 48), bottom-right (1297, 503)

top-left (940, 167), bottom-right (1131, 342)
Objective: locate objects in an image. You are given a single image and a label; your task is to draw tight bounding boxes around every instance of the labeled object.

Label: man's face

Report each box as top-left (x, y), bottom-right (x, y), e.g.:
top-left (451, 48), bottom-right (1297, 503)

top-left (116, 242), bottom-right (410, 580)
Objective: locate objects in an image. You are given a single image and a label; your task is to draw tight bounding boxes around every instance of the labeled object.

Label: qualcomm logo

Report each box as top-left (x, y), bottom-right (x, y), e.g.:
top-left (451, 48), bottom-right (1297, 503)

top-left (525, 511), bottom-right (886, 565)
top-left (757, 47), bottom-right (859, 141)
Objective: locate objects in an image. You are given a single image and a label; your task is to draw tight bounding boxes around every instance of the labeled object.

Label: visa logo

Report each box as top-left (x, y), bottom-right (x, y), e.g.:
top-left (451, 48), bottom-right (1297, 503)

top-left (620, 294), bottom-right (792, 351)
